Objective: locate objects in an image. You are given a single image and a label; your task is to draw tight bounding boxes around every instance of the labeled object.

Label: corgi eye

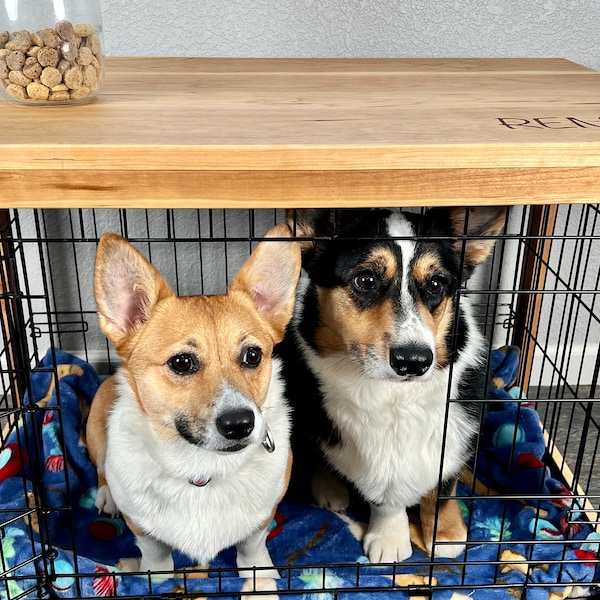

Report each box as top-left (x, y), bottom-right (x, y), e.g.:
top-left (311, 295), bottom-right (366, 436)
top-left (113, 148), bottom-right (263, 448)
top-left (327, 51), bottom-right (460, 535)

top-left (241, 347), bottom-right (262, 369)
top-left (168, 353), bottom-right (199, 375)
top-left (353, 272), bottom-right (378, 291)
top-left (427, 276), bottom-right (446, 296)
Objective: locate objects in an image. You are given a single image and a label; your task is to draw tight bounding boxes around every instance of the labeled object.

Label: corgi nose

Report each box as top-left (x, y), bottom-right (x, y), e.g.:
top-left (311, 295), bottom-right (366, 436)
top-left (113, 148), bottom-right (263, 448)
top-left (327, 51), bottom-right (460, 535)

top-left (390, 344), bottom-right (433, 377)
top-left (216, 409), bottom-right (255, 440)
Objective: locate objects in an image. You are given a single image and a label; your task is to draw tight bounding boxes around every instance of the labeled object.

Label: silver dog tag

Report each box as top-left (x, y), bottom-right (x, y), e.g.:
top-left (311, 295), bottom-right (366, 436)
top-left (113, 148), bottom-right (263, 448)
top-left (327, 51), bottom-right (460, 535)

top-left (262, 425), bottom-right (275, 453)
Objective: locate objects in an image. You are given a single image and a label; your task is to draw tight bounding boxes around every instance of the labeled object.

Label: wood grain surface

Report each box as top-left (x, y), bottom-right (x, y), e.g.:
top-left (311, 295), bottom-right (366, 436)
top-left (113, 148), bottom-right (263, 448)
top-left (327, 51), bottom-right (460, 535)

top-left (1, 57), bottom-right (599, 208)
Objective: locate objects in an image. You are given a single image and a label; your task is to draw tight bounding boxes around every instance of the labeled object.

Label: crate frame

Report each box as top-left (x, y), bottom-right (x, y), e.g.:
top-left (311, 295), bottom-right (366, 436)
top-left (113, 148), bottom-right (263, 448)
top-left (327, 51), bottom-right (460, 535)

top-left (1, 205), bottom-right (599, 599)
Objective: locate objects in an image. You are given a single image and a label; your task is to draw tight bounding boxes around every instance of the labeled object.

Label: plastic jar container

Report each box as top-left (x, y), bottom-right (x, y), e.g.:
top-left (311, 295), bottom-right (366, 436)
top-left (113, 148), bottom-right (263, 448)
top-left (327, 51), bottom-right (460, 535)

top-left (0, 0), bottom-right (104, 106)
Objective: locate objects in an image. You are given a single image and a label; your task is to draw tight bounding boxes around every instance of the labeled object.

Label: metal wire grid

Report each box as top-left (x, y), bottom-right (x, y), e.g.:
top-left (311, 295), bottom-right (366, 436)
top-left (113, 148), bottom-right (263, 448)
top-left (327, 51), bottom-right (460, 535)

top-left (1, 206), bottom-right (599, 599)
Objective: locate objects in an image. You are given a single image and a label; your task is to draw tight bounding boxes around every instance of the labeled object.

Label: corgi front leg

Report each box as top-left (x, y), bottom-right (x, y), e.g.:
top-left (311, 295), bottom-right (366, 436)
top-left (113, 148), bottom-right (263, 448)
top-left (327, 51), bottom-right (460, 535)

top-left (87, 377), bottom-right (120, 518)
top-left (311, 468), bottom-right (350, 513)
top-left (237, 528), bottom-right (279, 600)
top-left (124, 517), bottom-right (174, 574)
top-left (95, 474), bottom-right (119, 518)
top-left (136, 534), bottom-right (174, 573)
top-left (363, 503), bottom-right (412, 563)
top-left (235, 526), bottom-right (279, 580)
top-left (420, 482), bottom-right (467, 558)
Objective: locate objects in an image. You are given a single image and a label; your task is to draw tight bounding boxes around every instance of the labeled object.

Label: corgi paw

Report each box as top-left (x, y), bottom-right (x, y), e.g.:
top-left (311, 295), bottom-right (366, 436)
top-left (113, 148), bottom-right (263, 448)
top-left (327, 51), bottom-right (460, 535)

top-left (363, 530), bottom-right (413, 563)
top-left (95, 485), bottom-right (119, 517)
top-left (236, 528), bottom-right (278, 580)
top-left (420, 493), bottom-right (467, 559)
top-left (241, 576), bottom-right (278, 600)
top-left (312, 470), bottom-right (349, 512)
top-left (120, 557), bottom-right (171, 582)
top-left (238, 567), bottom-right (280, 580)
top-left (430, 541), bottom-right (466, 558)
top-left (116, 557), bottom-right (141, 572)
top-left (422, 502), bottom-right (467, 558)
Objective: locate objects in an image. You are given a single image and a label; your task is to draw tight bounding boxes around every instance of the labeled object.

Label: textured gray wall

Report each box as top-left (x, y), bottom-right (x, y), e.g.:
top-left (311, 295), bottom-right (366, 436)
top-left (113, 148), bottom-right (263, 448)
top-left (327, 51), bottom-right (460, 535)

top-left (101, 0), bottom-right (600, 71)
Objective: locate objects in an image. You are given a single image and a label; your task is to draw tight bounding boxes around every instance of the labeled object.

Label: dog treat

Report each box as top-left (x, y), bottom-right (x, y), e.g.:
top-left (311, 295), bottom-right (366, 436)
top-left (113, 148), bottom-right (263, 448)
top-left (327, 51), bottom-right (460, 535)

top-left (55, 20), bottom-right (75, 42)
top-left (57, 59), bottom-right (70, 74)
top-left (0, 20), bottom-right (102, 104)
top-left (76, 46), bottom-right (94, 67)
top-left (82, 64), bottom-right (97, 88)
top-left (23, 56), bottom-right (42, 80)
top-left (63, 65), bottom-right (83, 89)
top-left (49, 89), bottom-right (70, 102)
top-left (69, 85), bottom-right (91, 100)
top-left (26, 80), bottom-right (50, 100)
top-left (61, 41), bottom-right (78, 63)
top-left (73, 23), bottom-right (95, 38)
top-left (6, 50), bottom-right (25, 70)
top-left (5, 82), bottom-right (27, 100)
top-left (12, 30), bottom-right (32, 52)
top-left (8, 69), bottom-right (31, 87)
top-left (40, 66), bottom-right (62, 88)
top-left (0, 57), bottom-right (10, 79)
top-left (39, 28), bottom-right (58, 48)
top-left (30, 31), bottom-right (43, 47)
top-left (86, 33), bottom-right (101, 56)
top-left (36, 46), bottom-right (59, 67)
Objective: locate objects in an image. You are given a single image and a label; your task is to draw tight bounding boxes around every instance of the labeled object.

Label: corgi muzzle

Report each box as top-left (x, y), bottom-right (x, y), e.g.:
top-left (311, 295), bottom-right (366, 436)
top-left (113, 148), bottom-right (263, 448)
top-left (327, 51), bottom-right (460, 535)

top-left (174, 385), bottom-right (270, 454)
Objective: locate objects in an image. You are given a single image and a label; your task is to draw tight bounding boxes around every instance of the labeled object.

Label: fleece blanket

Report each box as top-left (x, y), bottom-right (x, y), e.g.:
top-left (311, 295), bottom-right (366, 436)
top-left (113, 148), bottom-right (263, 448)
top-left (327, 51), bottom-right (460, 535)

top-left (0, 347), bottom-right (598, 600)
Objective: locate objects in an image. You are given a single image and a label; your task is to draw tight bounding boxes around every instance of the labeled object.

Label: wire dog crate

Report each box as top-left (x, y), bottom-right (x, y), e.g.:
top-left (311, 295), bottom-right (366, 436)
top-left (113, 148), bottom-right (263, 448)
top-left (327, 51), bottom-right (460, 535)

top-left (1, 205), bottom-right (599, 600)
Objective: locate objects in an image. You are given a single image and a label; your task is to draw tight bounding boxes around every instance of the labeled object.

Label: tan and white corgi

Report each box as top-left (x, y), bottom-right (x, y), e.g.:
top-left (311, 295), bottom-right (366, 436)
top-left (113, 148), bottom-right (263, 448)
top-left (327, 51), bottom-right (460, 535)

top-left (86, 224), bottom-right (301, 579)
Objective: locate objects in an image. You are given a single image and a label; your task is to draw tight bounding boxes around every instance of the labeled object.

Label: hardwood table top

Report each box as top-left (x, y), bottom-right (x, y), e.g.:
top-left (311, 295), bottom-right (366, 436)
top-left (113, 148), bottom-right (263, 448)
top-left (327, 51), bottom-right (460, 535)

top-left (1, 57), bottom-right (599, 208)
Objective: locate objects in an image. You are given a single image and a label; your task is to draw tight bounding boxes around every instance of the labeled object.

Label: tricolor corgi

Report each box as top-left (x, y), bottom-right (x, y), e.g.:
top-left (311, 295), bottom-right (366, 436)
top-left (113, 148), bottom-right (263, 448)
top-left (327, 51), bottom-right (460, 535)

top-left (280, 207), bottom-right (507, 562)
top-left (87, 224), bottom-right (301, 578)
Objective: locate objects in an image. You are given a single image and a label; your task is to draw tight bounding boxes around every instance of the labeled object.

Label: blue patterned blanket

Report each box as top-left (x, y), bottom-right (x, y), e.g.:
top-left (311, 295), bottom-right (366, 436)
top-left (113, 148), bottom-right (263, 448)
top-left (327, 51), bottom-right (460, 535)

top-left (0, 348), bottom-right (598, 599)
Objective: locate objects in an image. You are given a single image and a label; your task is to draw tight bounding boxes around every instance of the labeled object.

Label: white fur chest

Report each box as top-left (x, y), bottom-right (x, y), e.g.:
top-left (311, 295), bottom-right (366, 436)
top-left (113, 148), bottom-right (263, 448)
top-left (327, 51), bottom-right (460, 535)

top-left (104, 369), bottom-right (290, 564)
top-left (307, 352), bottom-right (478, 509)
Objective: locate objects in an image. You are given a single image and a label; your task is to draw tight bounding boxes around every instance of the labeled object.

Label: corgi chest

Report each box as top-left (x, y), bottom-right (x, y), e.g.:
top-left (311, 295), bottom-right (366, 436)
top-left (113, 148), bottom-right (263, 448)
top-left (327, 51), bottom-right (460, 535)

top-left (314, 360), bottom-right (476, 508)
top-left (104, 372), bottom-right (290, 564)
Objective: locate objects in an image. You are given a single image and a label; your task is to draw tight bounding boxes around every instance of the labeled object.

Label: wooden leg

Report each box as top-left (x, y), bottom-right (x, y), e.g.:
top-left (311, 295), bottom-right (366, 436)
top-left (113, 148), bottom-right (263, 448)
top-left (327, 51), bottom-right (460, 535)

top-left (511, 204), bottom-right (558, 395)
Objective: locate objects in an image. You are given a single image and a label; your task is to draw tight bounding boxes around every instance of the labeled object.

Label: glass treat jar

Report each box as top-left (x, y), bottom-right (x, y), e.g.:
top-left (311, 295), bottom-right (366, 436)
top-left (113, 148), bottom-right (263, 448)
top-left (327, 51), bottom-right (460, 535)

top-left (0, 0), bottom-right (104, 105)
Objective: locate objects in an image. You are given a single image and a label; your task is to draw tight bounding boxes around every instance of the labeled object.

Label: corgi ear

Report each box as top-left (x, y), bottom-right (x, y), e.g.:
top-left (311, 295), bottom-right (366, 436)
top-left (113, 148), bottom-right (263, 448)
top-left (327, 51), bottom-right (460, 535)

top-left (229, 224), bottom-right (301, 342)
top-left (94, 234), bottom-right (174, 351)
top-left (286, 208), bottom-right (349, 277)
top-left (449, 206), bottom-right (508, 277)
top-left (286, 209), bottom-right (339, 240)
